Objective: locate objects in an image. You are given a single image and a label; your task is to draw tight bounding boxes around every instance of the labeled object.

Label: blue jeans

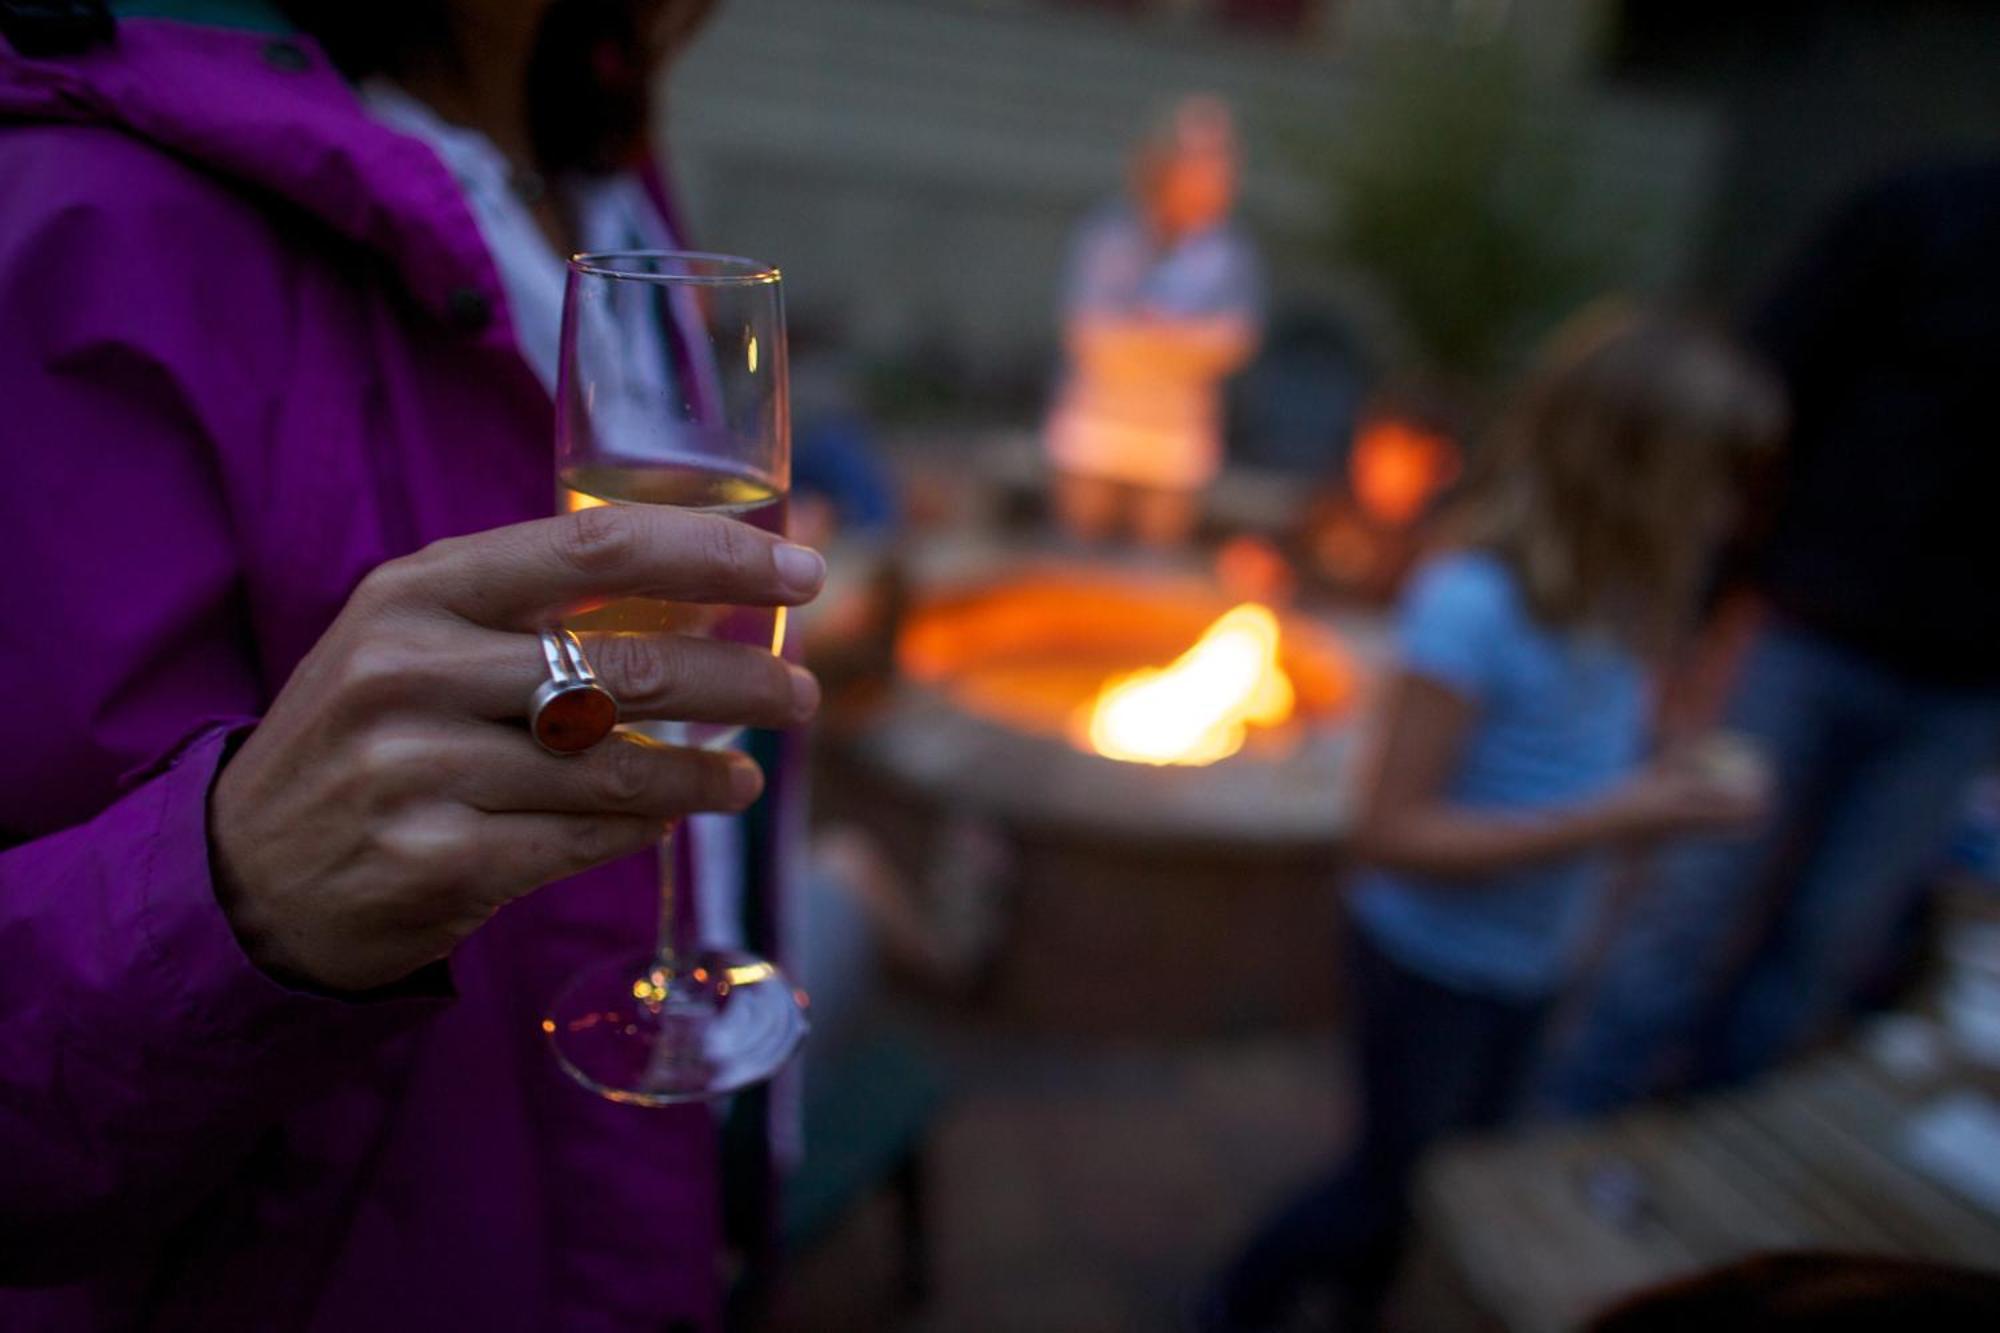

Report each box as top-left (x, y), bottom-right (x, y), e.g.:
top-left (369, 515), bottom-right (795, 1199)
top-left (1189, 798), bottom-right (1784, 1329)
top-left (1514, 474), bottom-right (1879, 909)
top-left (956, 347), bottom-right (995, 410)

top-left (1210, 928), bottom-right (1551, 1330)
top-left (1545, 623), bottom-right (2000, 1116)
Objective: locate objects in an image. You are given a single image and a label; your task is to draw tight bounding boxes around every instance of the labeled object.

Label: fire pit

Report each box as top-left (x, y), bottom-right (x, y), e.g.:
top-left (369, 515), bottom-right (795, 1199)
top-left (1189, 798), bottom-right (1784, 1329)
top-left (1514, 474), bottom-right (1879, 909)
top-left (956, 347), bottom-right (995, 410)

top-left (824, 546), bottom-right (1388, 1037)
top-left (888, 568), bottom-right (1362, 840)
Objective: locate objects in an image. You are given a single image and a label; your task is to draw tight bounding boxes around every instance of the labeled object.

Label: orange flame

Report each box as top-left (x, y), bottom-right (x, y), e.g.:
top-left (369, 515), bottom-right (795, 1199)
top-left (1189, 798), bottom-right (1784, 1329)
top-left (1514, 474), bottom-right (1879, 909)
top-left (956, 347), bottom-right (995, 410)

top-left (1078, 604), bottom-right (1295, 766)
top-left (1350, 419), bottom-right (1460, 528)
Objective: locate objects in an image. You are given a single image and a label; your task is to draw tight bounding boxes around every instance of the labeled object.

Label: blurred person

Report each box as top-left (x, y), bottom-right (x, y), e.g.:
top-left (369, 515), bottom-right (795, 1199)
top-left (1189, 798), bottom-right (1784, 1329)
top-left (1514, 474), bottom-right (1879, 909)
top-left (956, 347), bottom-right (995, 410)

top-left (784, 327), bottom-right (910, 706)
top-left (1046, 94), bottom-right (1264, 548)
top-left (1584, 1252), bottom-right (2000, 1332)
top-left (1200, 307), bottom-right (1784, 1333)
top-left (0, 2), bottom-right (830, 1331)
top-left (803, 819), bottom-right (1010, 1034)
top-left (789, 317), bottom-right (899, 543)
top-left (1300, 388), bottom-right (1465, 603)
top-left (1547, 158), bottom-right (2000, 1115)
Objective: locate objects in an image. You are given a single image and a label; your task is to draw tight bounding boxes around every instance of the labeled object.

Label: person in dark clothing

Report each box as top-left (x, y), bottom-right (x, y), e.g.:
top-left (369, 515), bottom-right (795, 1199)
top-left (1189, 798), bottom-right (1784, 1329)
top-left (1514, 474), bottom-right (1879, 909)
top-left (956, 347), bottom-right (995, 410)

top-left (1546, 158), bottom-right (2000, 1114)
top-left (1752, 159), bottom-right (2000, 681)
top-left (1584, 1252), bottom-right (2000, 1333)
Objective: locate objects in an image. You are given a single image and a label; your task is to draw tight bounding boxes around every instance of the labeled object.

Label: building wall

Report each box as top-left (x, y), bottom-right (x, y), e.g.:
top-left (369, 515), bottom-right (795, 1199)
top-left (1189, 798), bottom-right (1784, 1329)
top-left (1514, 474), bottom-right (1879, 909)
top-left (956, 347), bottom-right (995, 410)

top-left (657, 0), bottom-right (1713, 381)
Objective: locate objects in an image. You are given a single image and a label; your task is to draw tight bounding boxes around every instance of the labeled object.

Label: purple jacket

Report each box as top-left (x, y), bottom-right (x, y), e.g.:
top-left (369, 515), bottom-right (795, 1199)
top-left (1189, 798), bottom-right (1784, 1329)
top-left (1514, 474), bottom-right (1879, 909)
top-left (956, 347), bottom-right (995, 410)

top-left (0, 14), bottom-right (723, 1331)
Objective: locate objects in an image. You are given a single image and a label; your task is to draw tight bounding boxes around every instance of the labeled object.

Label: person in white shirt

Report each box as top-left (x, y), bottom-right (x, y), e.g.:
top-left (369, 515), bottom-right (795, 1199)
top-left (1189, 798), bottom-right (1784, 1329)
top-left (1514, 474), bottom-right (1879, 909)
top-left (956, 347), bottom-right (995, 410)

top-left (1046, 95), bottom-right (1265, 548)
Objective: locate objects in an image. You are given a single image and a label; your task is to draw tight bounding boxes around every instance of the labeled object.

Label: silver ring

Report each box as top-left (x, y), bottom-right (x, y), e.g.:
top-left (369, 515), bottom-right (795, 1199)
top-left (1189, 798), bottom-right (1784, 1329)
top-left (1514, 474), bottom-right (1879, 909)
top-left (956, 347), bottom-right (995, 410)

top-left (529, 629), bottom-right (620, 756)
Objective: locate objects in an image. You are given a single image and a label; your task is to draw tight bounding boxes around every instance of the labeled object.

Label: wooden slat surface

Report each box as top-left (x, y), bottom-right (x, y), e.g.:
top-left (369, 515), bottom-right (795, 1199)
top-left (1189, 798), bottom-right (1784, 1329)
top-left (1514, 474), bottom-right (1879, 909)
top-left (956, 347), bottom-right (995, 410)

top-left (1417, 1045), bottom-right (2000, 1331)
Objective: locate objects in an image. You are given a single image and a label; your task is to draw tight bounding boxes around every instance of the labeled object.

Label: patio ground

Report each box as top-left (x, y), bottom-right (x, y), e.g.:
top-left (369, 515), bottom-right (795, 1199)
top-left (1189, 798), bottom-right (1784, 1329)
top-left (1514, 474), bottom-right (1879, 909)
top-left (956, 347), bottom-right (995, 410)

top-left (763, 1028), bottom-right (1354, 1332)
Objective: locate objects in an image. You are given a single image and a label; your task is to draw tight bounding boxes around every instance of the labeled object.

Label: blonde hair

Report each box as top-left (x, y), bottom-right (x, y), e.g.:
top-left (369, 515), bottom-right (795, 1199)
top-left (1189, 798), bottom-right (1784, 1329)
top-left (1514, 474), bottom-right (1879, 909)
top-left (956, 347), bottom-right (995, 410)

top-left (1451, 303), bottom-right (1787, 652)
top-left (1133, 95), bottom-right (1238, 184)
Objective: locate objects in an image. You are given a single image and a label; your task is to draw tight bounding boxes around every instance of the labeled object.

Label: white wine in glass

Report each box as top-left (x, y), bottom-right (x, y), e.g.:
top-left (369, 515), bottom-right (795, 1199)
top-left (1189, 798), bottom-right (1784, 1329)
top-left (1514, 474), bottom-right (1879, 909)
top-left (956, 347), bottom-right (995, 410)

top-left (559, 458), bottom-right (787, 751)
top-left (545, 251), bottom-right (808, 1105)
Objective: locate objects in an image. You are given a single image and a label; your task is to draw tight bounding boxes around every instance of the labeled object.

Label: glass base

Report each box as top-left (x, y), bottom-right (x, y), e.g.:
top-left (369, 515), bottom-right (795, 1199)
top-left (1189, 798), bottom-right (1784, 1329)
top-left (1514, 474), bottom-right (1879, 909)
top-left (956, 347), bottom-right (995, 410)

top-left (547, 949), bottom-right (809, 1105)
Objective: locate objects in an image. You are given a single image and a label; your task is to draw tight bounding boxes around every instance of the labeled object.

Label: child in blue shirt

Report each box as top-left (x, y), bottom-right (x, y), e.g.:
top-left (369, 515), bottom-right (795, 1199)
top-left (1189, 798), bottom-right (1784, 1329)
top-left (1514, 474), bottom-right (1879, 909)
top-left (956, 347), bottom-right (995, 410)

top-left (1206, 306), bottom-right (1787, 1331)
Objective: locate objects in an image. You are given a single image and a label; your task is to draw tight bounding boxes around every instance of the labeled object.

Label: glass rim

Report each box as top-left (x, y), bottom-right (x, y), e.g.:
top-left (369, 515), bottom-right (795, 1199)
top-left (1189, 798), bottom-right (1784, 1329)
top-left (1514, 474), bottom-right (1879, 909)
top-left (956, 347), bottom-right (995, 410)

top-left (567, 249), bottom-right (781, 286)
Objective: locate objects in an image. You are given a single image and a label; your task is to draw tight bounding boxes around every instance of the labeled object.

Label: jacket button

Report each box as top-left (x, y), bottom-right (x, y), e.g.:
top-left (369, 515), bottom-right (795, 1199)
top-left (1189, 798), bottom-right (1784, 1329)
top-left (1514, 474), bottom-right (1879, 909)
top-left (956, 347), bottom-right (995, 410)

top-left (446, 287), bottom-right (494, 334)
top-left (262, 40), bottom-right (311, 72)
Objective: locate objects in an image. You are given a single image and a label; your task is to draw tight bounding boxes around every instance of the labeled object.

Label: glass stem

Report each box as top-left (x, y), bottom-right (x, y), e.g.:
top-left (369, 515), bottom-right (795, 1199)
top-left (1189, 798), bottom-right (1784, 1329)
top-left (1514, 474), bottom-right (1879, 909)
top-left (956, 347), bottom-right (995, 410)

top-left (653, 819), bottom-right (694, 981)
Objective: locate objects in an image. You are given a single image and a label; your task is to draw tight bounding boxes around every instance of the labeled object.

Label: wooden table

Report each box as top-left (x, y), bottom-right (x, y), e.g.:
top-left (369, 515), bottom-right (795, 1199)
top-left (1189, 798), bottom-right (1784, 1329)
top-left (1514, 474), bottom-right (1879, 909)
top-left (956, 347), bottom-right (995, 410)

top-left (1413, 1045), bottom-right (2000, 1332)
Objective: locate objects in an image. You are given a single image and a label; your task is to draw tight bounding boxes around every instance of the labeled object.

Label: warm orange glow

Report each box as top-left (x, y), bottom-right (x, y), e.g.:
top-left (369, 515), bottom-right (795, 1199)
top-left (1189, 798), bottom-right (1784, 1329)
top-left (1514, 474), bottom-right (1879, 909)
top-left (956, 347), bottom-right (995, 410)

top-left (1078, 603), bottom-right (1295, 766)
top-left (1350, 419), bottom-right (1460, 527)
top-left (898, 575), bottom-right (1359, 754)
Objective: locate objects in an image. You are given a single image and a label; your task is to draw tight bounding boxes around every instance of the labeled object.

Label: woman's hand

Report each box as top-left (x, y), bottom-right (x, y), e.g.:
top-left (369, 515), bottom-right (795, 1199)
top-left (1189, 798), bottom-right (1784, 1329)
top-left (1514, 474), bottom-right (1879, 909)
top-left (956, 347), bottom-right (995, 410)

top-left (209, 505), bottom-right (825, 993)
top-left (1350, 673), bottom-right (1771, 880)
top-left (1605, 745), bottom-right (1772, 842)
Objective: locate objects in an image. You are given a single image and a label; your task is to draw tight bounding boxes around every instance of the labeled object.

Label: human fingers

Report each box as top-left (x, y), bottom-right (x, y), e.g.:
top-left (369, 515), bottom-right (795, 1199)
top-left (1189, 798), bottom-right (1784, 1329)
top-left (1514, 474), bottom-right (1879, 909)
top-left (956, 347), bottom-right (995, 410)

top-left (448, 728), bottom-right (765, 818)
top-left (442, 626), bottom-right (818, 730)
top-left (365, 505), bottom-right (825, 629)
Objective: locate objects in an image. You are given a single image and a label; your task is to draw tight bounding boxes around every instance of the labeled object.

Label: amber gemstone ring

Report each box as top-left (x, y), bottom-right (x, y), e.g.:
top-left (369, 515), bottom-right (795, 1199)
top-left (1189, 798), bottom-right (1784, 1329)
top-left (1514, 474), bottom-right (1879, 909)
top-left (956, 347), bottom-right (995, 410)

top-left (530, 629), bottom-right (619, 756)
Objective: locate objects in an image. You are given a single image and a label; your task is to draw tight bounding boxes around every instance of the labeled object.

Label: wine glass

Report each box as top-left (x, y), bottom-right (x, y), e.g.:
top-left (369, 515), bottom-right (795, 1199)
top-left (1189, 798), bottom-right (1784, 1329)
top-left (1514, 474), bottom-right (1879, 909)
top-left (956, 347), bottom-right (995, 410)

top-left (545, 251), bottom-right (808, 1104)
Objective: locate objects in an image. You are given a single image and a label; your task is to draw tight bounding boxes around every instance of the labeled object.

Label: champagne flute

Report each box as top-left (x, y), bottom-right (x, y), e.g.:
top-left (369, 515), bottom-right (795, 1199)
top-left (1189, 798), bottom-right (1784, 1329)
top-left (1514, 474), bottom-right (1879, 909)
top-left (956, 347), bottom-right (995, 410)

top-left (545, 251), bottom-right (808, 1104)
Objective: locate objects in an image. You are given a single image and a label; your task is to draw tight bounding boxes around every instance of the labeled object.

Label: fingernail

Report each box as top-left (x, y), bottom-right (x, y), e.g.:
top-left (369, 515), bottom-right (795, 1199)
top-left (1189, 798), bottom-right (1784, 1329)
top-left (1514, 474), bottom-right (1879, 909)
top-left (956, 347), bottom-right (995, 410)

top-left (787, 663), bottom-right (822, 719)
top-left (727, 754), bottom-right (765, 807)
top-left (774, 543), bottom-right (825, 596)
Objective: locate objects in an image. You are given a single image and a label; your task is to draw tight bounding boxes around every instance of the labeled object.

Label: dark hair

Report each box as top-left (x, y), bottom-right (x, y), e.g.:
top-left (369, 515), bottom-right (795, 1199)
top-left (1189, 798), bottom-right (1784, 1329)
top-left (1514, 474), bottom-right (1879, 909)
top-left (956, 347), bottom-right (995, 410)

top-left (277, 1), bottom-right (711, 175)
top-left (276, 1), bottom-right (451, 83)
top-left (1586, 1253), bottom-right (2000, 1332)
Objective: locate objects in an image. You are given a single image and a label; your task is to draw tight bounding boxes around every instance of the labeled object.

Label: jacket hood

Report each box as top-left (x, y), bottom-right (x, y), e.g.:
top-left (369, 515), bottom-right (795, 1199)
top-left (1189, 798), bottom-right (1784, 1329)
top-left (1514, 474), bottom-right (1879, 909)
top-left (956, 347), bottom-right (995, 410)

top-left (0, 1), bottom-right (496, 330)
